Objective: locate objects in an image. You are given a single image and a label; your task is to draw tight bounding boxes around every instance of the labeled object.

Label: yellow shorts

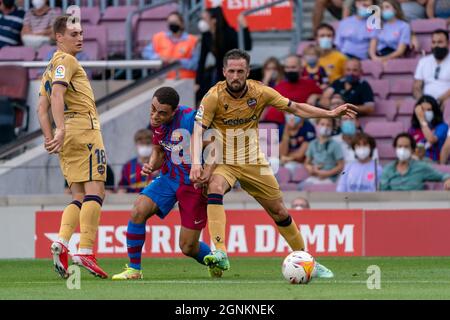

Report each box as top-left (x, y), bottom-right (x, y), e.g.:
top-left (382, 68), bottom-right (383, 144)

top-left (59, 129), bottom-right (107, 186)
top-left (213, 164), bottom-right (282, 200)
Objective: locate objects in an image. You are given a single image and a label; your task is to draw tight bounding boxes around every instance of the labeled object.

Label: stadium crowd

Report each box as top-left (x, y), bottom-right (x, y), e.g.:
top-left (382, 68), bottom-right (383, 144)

top-left (1, 0), bottom-right (450, 193)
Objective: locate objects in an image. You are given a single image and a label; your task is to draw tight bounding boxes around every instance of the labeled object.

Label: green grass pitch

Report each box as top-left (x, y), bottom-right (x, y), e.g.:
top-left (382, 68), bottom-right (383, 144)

top-left (1, 257), bottom-right (450, 300)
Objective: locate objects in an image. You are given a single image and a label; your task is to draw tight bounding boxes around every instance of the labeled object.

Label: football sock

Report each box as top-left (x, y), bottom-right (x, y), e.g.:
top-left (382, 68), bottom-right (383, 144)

top-left (194, 241), bottom-right (212, 265)
top-left (207, 193), bottom-right (227, 252)
top-left (126, 221), bottom-right (146, 270)
top-left (58, 200), bottom-right (81, 246)
top-left (276, 215), bottom-right (305, 251)
top-left (78, 195), bottom-right (102, 254)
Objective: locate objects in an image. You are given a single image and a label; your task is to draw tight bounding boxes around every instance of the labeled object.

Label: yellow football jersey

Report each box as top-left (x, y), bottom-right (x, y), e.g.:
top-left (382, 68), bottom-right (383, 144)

top-left (39, 50), bottom-right (100, 130)
top-left (196, 79), bottom-right (292, 164)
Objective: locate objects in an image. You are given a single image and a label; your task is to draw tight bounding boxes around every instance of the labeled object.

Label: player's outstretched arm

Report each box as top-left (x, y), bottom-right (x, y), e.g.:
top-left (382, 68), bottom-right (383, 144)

top-left (36, 95), bottom-right (53, 143)
top-left (141, 145), bottom-right (164, 176)
top-left (190, 122), bottom-right (205, 183)
top-left (46, 84), bottom-right (67, 154)
top-left (289, 102), bottom-right (358, 119)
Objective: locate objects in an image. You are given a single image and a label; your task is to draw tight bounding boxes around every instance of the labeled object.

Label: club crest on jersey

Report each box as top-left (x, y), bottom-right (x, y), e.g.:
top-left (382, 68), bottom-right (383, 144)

top-left (55, 65), bottom-right (65, 79)
top-left (247, 98), bottom-right (257, 108)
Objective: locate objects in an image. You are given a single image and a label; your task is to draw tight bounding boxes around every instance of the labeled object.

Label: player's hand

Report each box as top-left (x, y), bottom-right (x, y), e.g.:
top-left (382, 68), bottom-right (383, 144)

top-left (45, 128), bottom-right (65, 154)
top-left (190, 163), bottom-right (203, 184)
top-left (141, 163), bottom-right (154, 176)
top-left (331, 103), bottom-right (358, 119)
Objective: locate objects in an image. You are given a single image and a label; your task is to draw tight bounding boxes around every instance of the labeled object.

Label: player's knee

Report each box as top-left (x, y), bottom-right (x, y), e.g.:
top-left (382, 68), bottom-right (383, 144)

top-left (130, 199), bottom-right (148, 224)
top-left (179, 241), bottom-right (197, 257)
top-left (269, 206), bottom-right (290, 223)
top-left (207, 179), bottom-right (226, 195)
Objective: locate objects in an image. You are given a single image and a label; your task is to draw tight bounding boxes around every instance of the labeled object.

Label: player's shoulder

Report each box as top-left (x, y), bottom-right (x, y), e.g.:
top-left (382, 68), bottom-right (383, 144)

top-left (52, 51), bottom-right (79, 64)
top-left (178, 105), bottom-right (196, 115)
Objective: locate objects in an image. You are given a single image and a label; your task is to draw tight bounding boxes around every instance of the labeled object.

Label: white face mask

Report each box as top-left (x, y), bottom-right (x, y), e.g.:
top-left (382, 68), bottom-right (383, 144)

top-left (355, 146), bottom-right (371, 160)
top-left (396, 147), bottom-right (411, 161)
top-left (425, 110), bottom-right (434, 123)
top-left (32, 0), bottom-right (46, 9)
top-left (137, 145), bottom-right (153, 158)
top-left (198, 19), bottom-right (210, 33)
top-left (318, 125), bottom-right (332, 137)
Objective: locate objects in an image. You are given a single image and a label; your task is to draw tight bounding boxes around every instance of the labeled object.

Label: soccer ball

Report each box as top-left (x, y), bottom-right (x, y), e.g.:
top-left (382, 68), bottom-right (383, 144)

top-left (281, 251), bottom-right (316, 284)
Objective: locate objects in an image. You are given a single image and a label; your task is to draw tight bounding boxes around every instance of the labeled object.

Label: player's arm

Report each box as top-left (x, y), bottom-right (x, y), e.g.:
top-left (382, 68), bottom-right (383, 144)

top-left (264, 85), bottom-right (358, 120)
top-left (141, 145), bottom-right (164, 176)
top-left (190, 91), bottom-right (218, 183)
top-left (36, 95), bottom-right (53, 143)
top-left (45, 84), bottom-right (67, 154)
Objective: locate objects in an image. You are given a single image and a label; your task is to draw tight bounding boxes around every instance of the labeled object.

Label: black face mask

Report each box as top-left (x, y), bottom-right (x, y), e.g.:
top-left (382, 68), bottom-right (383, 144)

top-left (168, 23), bottom-right (181, 34)
top-left (285, 71), bottom-right (299, 83)
top-left (432, 47), bottom-right (449, 61)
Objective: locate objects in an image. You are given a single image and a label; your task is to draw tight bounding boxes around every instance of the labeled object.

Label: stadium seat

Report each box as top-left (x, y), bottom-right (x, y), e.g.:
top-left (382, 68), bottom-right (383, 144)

top-left (291, 164), bottom-right (309, 183)
top-left (302, 183), bottom-right (337, 192)
top-left (381, 58), bottom-right (419, 80)
top-left (411, 18), bottom-right (447, 34)
top-left (135, 3), bottom-right (178, 54)
top-left (388, 79), bottom-right (414, 99)
top-left (83, 25), bottom-right (108, 60)
top-left (373, 99), bottom-right (398, 121)
top-left (361, 60), bottom-right (382, 79)
top-left (279, 183), bottom-right (299, 191)
top-left (80, 6), bottom-right (101, 25)
top-left (364, 121), bottom-right (405, 140)
top-left (276, 167), bottom-right (291, 183)
top-left (0, 46), bottom-right (35, 61)
top-left (395, 98), bottom-right (416, 129)
top-left (377, 141), bottom-right (396, 162)
top-left (296, 40), bottom-right (315, 56)
top-left (0, 66), bottom-right (29, 101)
top-left (367, 79), bottom-right (389, 99)
top-left (99, 6), bottom-right (138, 56)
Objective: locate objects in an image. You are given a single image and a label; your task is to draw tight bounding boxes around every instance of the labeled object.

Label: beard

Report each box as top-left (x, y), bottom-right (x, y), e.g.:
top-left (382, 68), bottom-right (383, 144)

top-left (226, 80), bottom-right (246, 93)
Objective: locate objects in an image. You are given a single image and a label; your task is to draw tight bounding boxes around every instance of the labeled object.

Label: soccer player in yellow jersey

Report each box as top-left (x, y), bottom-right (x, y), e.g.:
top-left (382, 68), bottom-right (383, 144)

top-left (190, 49), bottom-right (357, 277)
top-left (37, 15), bottom-right (108, 279)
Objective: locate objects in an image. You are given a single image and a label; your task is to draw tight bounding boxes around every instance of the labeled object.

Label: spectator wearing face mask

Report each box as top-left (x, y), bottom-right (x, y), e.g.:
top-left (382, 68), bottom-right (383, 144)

top-left (0, 0), bottom-right (25, 48)
top-left (380, 133), bottom-right (450, 190)
top-left (320, 58), bottom-right (375, 115)
top-left (316, 23), bottom-right (348, 83)
top-left (118, 129), bottom-right (159, 193)
top-left (142, 11), bottom-right (199, 80)
top-left (335, 0), bottom-right (378, 60)
top-left (369, 0), bottom-right (411, 62)
top-left (262, 55), bottom-right (322, 132)
top-left (413, 29), bottom-right (450, 104)
top-left (302, 44), bottom-right (329, 90)
top-left (21, 0), bottom-right (56, 49)
top-left (291, 196), bottom-right (310, 210)
top-left (302, 118), bottom-right (345, 188)
top-left (337, 132), bottom-right (382, 192)
top-left (280, 113), bottom-right (316, 174)
top-left (408, 95), bottom-right (448, 162)
top-left (261, 56), bottom-right (284, 88)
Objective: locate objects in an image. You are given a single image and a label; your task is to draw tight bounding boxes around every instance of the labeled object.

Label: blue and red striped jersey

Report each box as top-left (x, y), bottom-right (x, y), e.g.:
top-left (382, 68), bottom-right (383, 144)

top-left (151, 105), bottom-right (196, 185)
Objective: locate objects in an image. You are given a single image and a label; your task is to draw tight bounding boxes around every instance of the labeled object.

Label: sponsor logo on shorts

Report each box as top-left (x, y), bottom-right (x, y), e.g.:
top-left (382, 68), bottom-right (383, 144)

top-left (97, 165), bottom-right (105, 175)
top-left (55, 65), bottom-right (65, 79)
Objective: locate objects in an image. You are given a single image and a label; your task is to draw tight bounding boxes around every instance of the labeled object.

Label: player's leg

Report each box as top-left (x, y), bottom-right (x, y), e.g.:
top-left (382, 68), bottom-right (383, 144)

top-left (113, 176), bottom-right (177, 280)
top-left (176, 183), bottom-right (212, 266)
top-left (112, 195), bottom-right (159, 280)
top-left (51, 182), bottom-right (84, 279)
top-left (71, 180), bottom-right (108, 278)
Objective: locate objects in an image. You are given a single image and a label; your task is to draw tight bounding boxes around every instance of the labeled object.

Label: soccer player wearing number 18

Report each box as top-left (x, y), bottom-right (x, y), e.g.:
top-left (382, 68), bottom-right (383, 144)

top-left (37, 16), bottom-right (108, 279)
top-left (190, 49), bottom-right (358, 277)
